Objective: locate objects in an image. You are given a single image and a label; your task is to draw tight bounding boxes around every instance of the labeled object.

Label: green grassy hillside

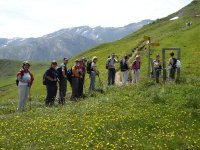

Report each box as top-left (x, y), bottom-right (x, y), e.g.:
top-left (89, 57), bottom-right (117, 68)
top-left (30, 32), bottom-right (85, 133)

top-left (0, 1), bottom-right (200, 149)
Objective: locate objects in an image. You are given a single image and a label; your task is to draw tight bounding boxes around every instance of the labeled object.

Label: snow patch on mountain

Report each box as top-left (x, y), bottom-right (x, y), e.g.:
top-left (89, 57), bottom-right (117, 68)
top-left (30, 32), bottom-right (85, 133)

top-left (170, 16), bottom-right (179, 21)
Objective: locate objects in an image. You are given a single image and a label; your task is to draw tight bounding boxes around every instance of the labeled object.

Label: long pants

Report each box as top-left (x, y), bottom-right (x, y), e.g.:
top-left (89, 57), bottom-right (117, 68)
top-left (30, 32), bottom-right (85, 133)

top-left (132, 69), bottom-right (140, 83)
top-left (78, 77), bottom-right (84, 97)
top-left (46, 85), bottom-right (57, 106)
top-left (155, 69), bottom-right (160, 83)
top-left (17, 85), bottom-right (30, 112)
top-left (89, 71), bottom-right (96, 91)
top-left (108, 68), bottom-right (116, 86)
top-left (122, 70), bottom-right (129, 85)
top-left (71, 78), bottom-right (79, 100)
top-left (59, 78), bottom-right (67, 104)
top-left (169, 68), bottom-right (176, 80)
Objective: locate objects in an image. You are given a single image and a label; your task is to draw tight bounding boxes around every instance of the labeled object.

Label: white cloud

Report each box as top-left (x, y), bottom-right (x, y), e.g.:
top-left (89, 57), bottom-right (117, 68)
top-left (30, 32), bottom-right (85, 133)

top-left (0, 0), bottom-right (193, 38)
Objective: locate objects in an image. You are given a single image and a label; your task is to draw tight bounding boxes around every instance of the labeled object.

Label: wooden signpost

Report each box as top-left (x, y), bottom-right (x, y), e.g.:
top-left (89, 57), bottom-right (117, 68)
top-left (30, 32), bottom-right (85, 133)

top-left (143, 35), bottom-right (160, 77)
top-left (148, 42), bottom-right (160, 46)
top-left (143, 35), bottom-right (150, 40)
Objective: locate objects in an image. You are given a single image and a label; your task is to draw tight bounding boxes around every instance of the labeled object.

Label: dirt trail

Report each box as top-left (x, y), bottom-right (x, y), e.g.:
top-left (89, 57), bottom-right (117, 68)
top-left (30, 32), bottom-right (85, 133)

top-left (115, 40), bottom-right (147, 85)
top-left (115, 71), bottom-right (122, 86)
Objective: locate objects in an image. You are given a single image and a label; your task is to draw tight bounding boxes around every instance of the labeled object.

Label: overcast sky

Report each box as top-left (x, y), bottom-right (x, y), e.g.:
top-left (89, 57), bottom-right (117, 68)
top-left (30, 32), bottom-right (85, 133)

top-left (0, 0), bottom-right (192, 38)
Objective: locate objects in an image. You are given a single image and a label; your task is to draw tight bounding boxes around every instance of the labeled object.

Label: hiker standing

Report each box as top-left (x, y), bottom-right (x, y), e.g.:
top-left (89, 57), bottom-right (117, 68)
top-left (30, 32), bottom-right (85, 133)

top-left (89, 56), bottom-right (98, 91)
top-left (45, 60), bottom-right (59, 106)
top-left (153, 54), bottom-right (162, 83)
top-left (106, 53), bottom-right (119, 86)
top-left (58, 58), bottom-right (68, 105)
top-left (71, 59), bottom-right (81, 101)
top-left (120, 55), bottom-right (129, 85)
top-left (78, 57), bottom-right (87, 97)
top-left (131, 55), bottom-right (141, 83)
top-left (168, 52), bottom-right (177, 80)
top-left (17, 61), bottom-right (34, 112)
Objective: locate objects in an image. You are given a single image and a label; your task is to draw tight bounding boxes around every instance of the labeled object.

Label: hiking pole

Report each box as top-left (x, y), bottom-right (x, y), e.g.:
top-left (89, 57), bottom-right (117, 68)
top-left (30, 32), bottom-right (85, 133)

top-left (97, 74), bottom-right (104, 90)
top-left (79, 76), bottom-right (86, 98)
top-left (83, 79), bottom-right (87, 96)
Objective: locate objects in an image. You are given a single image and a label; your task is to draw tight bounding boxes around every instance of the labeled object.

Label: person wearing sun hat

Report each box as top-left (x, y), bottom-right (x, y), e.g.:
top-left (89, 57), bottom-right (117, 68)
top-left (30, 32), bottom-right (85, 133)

top-left (89, 56), bottom-right (99, 91)
top-left (45, 60), bottom-right (59, 106)
top-left (17, 61), bottom-right (34, 112)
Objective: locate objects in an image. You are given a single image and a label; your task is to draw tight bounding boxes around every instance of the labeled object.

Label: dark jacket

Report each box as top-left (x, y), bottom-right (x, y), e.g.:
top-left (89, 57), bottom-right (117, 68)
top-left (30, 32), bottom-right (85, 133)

top-left (46, 68), bottom-right (58, 86)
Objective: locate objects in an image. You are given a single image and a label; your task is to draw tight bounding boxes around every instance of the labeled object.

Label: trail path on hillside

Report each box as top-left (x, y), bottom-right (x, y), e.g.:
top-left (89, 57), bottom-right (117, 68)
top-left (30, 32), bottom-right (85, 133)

top-left (115, 40), bottom-right (147, 85)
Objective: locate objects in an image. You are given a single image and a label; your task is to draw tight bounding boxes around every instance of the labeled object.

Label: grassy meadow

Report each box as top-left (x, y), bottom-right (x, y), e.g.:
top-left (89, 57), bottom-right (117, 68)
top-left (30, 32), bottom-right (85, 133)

top-left (0, 1), bottom-right (200, 149)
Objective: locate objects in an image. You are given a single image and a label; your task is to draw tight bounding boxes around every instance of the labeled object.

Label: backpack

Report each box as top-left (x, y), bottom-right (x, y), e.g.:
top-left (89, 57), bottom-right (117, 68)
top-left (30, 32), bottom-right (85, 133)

top-left (120, 59), bottom-right (127, 71)
top-left (172, 58), bottom-right (177, 69)
top-left (43, 71), bottom-right (47, 85)
top-left (16, 71), bottom-right (24, 86)
top-left (176, 60), bottom-right (181, 68)
top-left (56, 67), bottom-right (62, 78)
top-left (86, 60), bottom-right (92, 74)
top-left (106, 59), bottom-right (111, 69)
top-left (66, 68), bottom-right (72, 84)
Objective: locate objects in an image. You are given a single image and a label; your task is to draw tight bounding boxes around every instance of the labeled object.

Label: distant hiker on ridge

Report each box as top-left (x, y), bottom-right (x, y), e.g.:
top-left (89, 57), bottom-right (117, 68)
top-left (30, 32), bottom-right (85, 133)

top-left (106, 53), bottom-right (119, 86)
top-left (16, 61), bottom-right (34, 112)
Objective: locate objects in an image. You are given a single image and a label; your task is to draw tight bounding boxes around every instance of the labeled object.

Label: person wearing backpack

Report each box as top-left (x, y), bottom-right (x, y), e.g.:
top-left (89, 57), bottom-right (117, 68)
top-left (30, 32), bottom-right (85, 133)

top-left (71, 59), bottom-right (81, 101)
top-left (45, 60), bottom-right (59, 106)
top-left (89, 56), bottom-right (99, 91)
top-left (57, 58), bottom-right (68, 105)
top-left (131, 55), bottom-right (141, 84)
top-left (106, 53), bottom-right (119, 86)
top-left (153, 54), bottom-right (162, 83)
top-left (16, 61), bottom-right (34, 112)
top-left (120, 55), bottom-right (129, 85)
top-left (168, 52), bottom-right (177, 81)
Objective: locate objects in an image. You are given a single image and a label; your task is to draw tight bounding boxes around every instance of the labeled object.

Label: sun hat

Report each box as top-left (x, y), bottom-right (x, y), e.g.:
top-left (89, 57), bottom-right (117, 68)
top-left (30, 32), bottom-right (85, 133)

top-left (51, 60), bottom-right (57, 65)
top-left (81, 57), bottom-right (87, 61)
top-left (22, 61), bottom-right (30, 67)
top-left (63, 57), bottom-right (69, 61)
top-left (92, 56), bottom-right (98, 61)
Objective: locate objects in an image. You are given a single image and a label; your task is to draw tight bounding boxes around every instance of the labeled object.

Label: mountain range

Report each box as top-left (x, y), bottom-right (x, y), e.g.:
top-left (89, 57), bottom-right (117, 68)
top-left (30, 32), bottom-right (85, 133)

top-left (0, 19), bottom-right (152, 61)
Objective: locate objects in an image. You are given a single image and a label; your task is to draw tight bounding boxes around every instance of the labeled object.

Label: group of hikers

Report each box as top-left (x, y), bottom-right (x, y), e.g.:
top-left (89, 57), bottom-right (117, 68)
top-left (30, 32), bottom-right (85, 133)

top-left (16, 52), bottom-right (179, 111)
